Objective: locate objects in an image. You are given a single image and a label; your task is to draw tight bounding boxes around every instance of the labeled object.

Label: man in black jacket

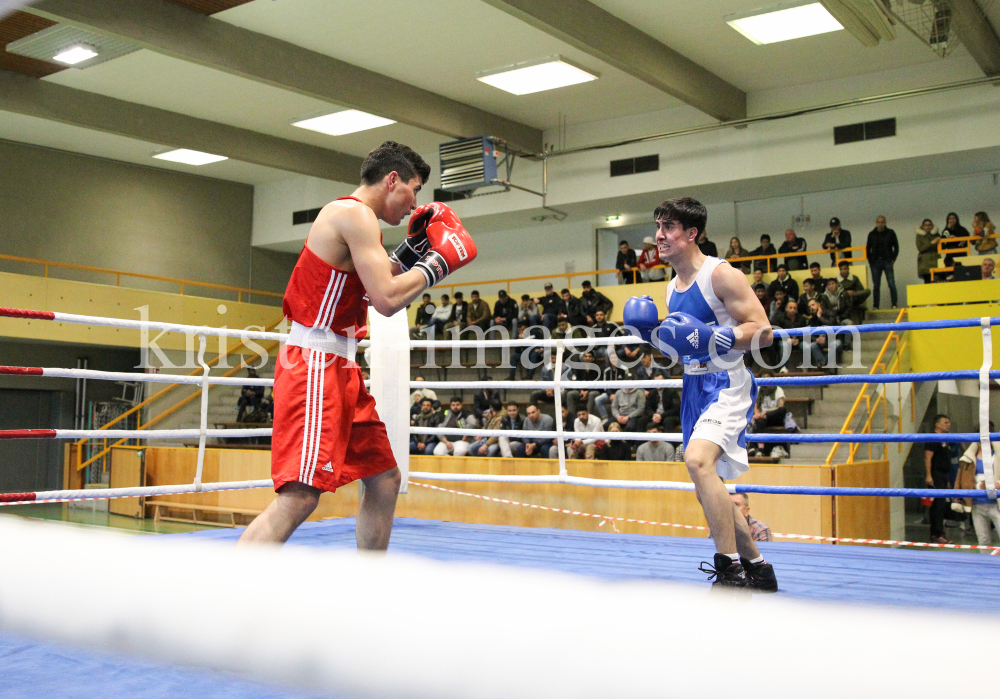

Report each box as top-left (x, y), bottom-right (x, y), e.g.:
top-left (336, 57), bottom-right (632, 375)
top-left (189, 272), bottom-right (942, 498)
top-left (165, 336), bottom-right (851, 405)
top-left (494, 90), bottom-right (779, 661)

top-left (492, 289), bottom-right (518, 335)
top-left (409, 293), bottom-right (435, 339)
top-left (866, 215), bottom-right (899, 309)
top-left (778, 228), bottom-right (808, 270)
top-left (579, 280), bottom-right (613, 325)
top-left (533, 282), bottom-right (560, 329)
top-left (591, 310), bottom-right (618, 360)
top-left (444, 291), bottom-right (468, 333)
top-left (558, 288), bottom-right (586, 326)
top-left (823, 217), bottom-right (852, 265)
top-left (749, 234), bottom-right (778, 273)
top-left (767, 264), bottom-right (799, 302)
top-left (616, 240), bottom-right (638, 284)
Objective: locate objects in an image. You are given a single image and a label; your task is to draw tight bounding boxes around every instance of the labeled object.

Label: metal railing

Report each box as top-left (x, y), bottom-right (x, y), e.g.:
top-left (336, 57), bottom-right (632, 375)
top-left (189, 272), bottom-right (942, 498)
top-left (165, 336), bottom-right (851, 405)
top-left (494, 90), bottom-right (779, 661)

top-left (826, 308), bottom-right (909, 465)
top-left (0, 252), bottom-right (283, 304)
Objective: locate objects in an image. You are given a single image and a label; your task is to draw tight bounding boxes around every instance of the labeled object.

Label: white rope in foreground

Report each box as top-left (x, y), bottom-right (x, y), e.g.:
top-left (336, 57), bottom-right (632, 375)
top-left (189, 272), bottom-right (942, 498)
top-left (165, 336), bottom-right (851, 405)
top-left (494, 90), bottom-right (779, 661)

top-left (0, 518), bottom-right (993, 699)
top-left (0, 428), bottom-right (272, 440)
top-left (411, 426), bottom-right (682, 442)
top-left (410, 378), bottom-right (683, 390)
top-left (409, 471), bottom-right (698, 491)
top-left (0, 479), bottom-right (273, 505)
top-left (0, 367), bottom-right (274, 386)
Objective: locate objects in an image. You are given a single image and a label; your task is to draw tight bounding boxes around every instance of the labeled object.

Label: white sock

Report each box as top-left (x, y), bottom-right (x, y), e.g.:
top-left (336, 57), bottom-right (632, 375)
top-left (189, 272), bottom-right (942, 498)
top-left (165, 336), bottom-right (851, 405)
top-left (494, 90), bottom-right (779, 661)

top-left (748, 555), bottom-right (765, 565)
top-left (726, 553), bottom-right (740, 564)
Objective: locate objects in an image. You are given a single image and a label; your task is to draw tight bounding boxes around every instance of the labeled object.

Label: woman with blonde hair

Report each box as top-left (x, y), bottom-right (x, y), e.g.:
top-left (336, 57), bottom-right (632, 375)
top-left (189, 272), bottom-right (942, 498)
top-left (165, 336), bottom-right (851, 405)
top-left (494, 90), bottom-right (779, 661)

top-left (915, 218), bottom-right (939, 283)
top-left (725, 236), bottom-right (751, 273)
top-left (972, 211), bottom-right (997, 255)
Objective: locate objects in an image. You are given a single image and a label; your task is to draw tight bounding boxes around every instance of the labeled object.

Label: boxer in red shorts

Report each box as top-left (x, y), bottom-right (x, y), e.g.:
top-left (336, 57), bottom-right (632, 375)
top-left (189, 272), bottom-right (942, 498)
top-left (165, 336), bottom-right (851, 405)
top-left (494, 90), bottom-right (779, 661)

top-left (239, 141), bottom-right (477, 549)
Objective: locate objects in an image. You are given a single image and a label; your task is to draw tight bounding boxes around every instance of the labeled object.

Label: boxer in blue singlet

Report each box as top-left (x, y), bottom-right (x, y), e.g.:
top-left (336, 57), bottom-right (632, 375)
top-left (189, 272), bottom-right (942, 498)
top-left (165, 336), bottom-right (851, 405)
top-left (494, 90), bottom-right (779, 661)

top-left (623, 198), bottom-right (779, 591)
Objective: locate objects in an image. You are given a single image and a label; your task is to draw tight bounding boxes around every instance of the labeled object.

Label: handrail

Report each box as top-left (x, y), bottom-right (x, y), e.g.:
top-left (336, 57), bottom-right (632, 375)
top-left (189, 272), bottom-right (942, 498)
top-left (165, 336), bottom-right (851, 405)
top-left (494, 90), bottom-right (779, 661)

top-left (438, 245), bottom-right (869, 295)
top-left (935, 232), bottom-right (1000, 255)
top-left (826, 308), bottom-right (907, 465)
top-left (74, 315), bottom-right (285, 471)
top-left (0, 252), bottom-right (283, 302)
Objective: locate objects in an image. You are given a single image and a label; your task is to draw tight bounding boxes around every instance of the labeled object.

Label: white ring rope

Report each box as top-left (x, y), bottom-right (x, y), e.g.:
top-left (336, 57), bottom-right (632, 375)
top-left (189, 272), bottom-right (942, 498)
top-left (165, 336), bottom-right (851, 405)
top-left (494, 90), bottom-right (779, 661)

top-left (0, 479), bottom-right (274, 505)
top-left (38, 428), bottom-right (273, 439)
top-left (410, 426), bottom-right (681, 442)
top-left (0, 367), bottom-right (274, 385)
top-left (408, 471), bottom-right (699, 490)
top-left (410, 379), bottom-right (683, 390)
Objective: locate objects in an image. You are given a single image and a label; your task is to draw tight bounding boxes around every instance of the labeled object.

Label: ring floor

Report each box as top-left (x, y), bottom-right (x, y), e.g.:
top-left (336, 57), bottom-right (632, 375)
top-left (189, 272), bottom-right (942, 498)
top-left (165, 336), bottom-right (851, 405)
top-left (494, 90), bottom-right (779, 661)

top-left (3, 517), bottom-right (998, 699)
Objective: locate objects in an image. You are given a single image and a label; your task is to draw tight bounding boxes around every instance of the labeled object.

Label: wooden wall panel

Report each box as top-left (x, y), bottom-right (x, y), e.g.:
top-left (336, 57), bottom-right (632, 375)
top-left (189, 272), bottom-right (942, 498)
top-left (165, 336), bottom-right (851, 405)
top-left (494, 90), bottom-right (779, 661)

top-left (834, 460), bottom-right (891, 541)
top-left (109, 448), bottom-right (143, 518)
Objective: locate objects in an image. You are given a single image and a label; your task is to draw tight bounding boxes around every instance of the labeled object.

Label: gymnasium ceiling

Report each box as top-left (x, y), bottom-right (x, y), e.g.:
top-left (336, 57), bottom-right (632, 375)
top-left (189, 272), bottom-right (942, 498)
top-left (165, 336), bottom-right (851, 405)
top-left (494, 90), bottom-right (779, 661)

top-left (0, 0), bottom-right (998, 185)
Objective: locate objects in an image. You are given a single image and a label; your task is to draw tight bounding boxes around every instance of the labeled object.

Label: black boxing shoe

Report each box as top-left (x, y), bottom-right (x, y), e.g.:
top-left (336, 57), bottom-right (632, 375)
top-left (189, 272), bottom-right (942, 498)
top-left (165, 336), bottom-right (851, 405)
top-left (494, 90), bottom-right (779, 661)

top-left (741, 557), bottom-right (779, 593)
top-left (698, 553), bottom-right (749, 588)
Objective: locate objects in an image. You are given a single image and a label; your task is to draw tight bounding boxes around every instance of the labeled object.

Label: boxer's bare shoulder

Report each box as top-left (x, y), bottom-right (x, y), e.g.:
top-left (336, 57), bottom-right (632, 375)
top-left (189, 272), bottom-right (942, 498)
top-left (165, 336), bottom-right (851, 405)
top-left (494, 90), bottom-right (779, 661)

top-left (306, 198), bottom-right (380, 273)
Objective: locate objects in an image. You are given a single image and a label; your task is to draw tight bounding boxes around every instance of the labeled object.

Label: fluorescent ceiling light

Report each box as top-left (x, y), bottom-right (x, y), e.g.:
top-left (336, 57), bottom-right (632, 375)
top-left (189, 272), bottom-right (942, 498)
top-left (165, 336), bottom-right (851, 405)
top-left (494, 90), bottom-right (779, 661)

top-left (727, 2), bottom-right (843, 45)
top-left (477, 56), bottom-right (598, 96)
top-left (52, 44), bottom-right (98, 65)
top-left (292, 110), bottom-right (395, 136)
top-left (153, 149), bottom-right (228, 166)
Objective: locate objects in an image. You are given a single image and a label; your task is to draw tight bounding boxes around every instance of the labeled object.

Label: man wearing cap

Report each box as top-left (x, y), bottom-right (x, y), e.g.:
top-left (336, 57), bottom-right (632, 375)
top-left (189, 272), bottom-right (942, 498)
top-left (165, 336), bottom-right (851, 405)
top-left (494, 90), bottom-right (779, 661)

top-left (492, 290), bottom-right (518, 336)
top-left (823, 217), bottom-right (852, 265)
top-left (778, 228), bottom-right (808, 271)
top-left (533, 282), bottom-right (561, 329)
top-left (580, 280), bottom-right (614, 326)
top-left (638, 236), bottom-right (666, 282)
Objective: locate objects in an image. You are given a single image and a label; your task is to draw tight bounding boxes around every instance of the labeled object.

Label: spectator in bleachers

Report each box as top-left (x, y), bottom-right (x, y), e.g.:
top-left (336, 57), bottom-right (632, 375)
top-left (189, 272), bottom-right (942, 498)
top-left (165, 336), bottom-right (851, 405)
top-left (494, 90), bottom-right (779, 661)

top-left (751, 268), bottom-right (764, 287)
top-left (941, 213), bottom-right (968, 267)
top-left (580, 280), bottom-right (614, 324)
top-left (410, 397), bottom-right (439, 455)
top-left (924, 414), bottom-right (953, 545)
top-left (237, 367), bottom-right (264, 422)
top-left (696, 229), bottom-right (718, 257)
top-left (797, 278), bottom-right (825, 316)
top-left (806, 299), bottom-right (837, 369)
top-left (749, 234), bottom-right (778, 273)
top-left (767, 264), bottom-right (799, 302)
top-left (915, 219), bottom-right (940, 284)
top-left (259, 389), bottom-right (274, 422)
top-left (603, 423), bottom-right (633, 460)
top-left (518, 294), bottom-right (541, 331)
top-left (769, 288), bottom-right (788, 318)
top-left (594, 362), bottom-right (629, 420)
top-left (611, 384), bottom-right (646, 432)
top-left (637, 237), bottom-right (665, 282)
top-left (469, 400), bottom-right (504, 457)
top-left (409, 293), bottom-right (435, 339)
top-left (433, 396), bottom-right (478, 457)
top-left (750, 371), bottom-right (794, 458)
top-left (616, 239), bottom-right (638, 284)
top-left (643, 369), bottom-right (680, 431)
top-left (567, 350), bottom-right (600, 416)
top-left (725, 237), bottom-right (751, 272)
top-left (530, 350), bottom-right (571, 409)
top-left (821, 278), bottom-right (849, 323)
top-left (533, 282), bottom-right (560, 329)
top-left (494, 401), bottom-right (525, 458)
top-left (635, 353), bottom-right (659, 381)
top-left (636, 422), bottom-right (675, 462)
top-left (591, 309), bottom-right (618, 360)
top-left (410, 376), bottom-right (438, 410)
top-left (753, 283), bottom-right (770, 315)
top-left (568, 407), bottom-right (603, 460)
top-left (835, 260), bottom-right (871, 324)
top-left (771, 300), bottom-right (808, 370)
top-left (557, 288), bottom-right (586, 326)
top-left (427, 293), bottom-right (453, 338)
top-left (823, 217), bottom-right (852, 265)
top-left (410, 392), bottom-right (423, 419)
top-left (492, 290), bottom-right (518, 335)
top-left (983, 258), bottom-right (997, 280)
top-left (866, 215), bottom-right (899, 309)
top-left (467, 290), bottom-right (491, 332)
top-left (472, 381), bottom-right (499, 420)
top-left (553, 318), bottom-right (586, 343)
top-left (510, 324), bottom-right (545, 380)
top-left (730, 493), bottom-right (773, 542)
top-left (778, 228), bottom-right (809, 270)
top-left (444, 291), bottom-right (467, 333)
top-left (972, 211), bottom-right (997, 255)
top-left (517, 404), bottom-right (556, 459)
top-left (808, 261), bottom-right (828, 290)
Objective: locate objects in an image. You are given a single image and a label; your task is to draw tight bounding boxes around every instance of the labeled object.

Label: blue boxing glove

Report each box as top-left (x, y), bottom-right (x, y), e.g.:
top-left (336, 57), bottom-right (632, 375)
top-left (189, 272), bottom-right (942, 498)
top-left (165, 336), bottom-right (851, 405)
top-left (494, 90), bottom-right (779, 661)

top-left (654, 312), bottom-right (737, 361)
top-left (622, 295), bottom-right (660, 342)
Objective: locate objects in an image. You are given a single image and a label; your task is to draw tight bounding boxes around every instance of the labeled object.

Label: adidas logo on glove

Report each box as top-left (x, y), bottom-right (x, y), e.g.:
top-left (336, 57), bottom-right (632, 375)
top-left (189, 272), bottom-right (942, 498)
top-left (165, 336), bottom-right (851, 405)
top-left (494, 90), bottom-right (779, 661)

top-left (686, 329), bottom-right (699, 349)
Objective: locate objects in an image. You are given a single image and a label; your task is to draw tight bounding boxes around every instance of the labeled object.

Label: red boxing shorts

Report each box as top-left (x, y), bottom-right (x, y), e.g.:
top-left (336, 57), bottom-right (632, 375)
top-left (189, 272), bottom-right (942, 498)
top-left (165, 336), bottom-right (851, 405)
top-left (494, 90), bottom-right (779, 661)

top-left (271, 344), bottom-right (396, 493)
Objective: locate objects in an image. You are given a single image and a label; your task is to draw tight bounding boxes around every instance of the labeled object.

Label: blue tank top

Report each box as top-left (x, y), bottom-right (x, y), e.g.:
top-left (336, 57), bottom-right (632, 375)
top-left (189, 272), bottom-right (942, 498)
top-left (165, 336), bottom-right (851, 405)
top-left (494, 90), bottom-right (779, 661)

top-left (665, 257), bottom-right (743, 366)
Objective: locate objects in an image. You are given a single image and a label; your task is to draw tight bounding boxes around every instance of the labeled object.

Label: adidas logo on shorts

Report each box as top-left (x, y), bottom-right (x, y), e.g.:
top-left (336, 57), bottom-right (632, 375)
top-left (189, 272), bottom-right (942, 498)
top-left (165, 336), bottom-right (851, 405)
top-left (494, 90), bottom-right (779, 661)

top-left (686, 329), bottom-right (699, 349)
top-left (321, 462), bottom-right (334, 473)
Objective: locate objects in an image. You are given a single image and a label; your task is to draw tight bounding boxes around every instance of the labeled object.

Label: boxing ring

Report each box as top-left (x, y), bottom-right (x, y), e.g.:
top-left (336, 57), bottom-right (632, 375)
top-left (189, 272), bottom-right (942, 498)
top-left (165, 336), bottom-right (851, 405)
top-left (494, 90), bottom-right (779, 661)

top-left (1, 305), bottom-right (999, 698)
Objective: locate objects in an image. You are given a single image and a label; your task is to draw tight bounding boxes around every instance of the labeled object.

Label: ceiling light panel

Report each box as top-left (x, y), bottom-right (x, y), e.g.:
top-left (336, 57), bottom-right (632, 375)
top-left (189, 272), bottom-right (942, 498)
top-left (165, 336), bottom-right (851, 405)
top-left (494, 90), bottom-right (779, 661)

top-left (52, 45), bottom-right (98, 65)
top-left (6, 24), bottom-right (139, 68)
top-left (727, 2), bottom-right (843, 45)
top-left (291, 110), bottom-right (396, 136)
top-left (153, 149), bottom-right (228, 166)
top-left (477, 56), bottom-right (598, 96)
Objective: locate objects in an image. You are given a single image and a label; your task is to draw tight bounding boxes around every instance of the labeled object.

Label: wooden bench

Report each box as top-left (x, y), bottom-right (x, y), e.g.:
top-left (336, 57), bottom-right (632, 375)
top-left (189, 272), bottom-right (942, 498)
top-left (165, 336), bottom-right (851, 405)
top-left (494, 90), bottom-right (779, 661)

top-left (182, 443), bottom-right (270, 450)
top-left (748, 456), bottom-right (780, 464)
top-left (147, 501), bottom-right (262, 527)
top-left (784, 397), bottom-right (814, 428)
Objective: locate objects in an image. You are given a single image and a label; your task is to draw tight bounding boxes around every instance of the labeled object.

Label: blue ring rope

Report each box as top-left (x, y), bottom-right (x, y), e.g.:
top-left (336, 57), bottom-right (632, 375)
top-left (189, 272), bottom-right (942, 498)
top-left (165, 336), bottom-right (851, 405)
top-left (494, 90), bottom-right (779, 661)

top-left (749, 432), bottom-right (999, 443)
top-left (734, 484), bottom-right (993, 499)
top-left (776, 316), bottom-right (1000, 337)
top-left (758, 370), bottom-right (1000, 386)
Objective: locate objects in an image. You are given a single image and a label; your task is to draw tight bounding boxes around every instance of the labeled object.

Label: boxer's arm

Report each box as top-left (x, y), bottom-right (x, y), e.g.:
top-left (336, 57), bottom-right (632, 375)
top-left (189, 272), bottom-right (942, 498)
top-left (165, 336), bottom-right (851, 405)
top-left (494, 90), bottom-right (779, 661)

top-left (337, 206), bottom-right (428, 317)
top-left (712, 263), bottom-right (773, 351)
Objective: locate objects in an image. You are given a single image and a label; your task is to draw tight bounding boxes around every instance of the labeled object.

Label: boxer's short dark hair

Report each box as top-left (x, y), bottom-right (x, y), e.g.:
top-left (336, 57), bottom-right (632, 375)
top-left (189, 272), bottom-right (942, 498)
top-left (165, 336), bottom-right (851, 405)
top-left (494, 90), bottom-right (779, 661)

top-left (654, 197), bottom-right (707, 236)
top-left (360, 141), bottom-right (431, 185)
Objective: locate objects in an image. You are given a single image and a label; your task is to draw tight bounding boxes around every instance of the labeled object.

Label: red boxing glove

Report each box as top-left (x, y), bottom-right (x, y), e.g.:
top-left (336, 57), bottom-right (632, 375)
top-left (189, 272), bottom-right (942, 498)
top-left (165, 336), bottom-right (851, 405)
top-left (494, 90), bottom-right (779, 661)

top-left (411, 204), bottom-right (477, 288)
top-left (389, 203), bottom-right (439, 271)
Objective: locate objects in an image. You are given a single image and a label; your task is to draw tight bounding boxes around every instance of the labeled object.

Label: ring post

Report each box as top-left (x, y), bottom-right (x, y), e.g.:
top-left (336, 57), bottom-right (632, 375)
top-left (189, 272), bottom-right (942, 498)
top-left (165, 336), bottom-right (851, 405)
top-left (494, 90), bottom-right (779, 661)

top-left (368, 308), bottom-right (411, 493)
top-left (980, 318), bottom-right (996, 501)
top-left (193, 334), bottom-right (209, 492)
top-left (554, 339), bottom-right (567, 478)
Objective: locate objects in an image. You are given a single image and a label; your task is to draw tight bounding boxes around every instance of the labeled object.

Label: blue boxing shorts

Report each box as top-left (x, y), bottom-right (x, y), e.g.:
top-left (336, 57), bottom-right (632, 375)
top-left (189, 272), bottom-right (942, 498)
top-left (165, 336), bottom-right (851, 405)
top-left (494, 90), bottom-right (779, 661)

top-left (681, 363), bottom-right (758, 480)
